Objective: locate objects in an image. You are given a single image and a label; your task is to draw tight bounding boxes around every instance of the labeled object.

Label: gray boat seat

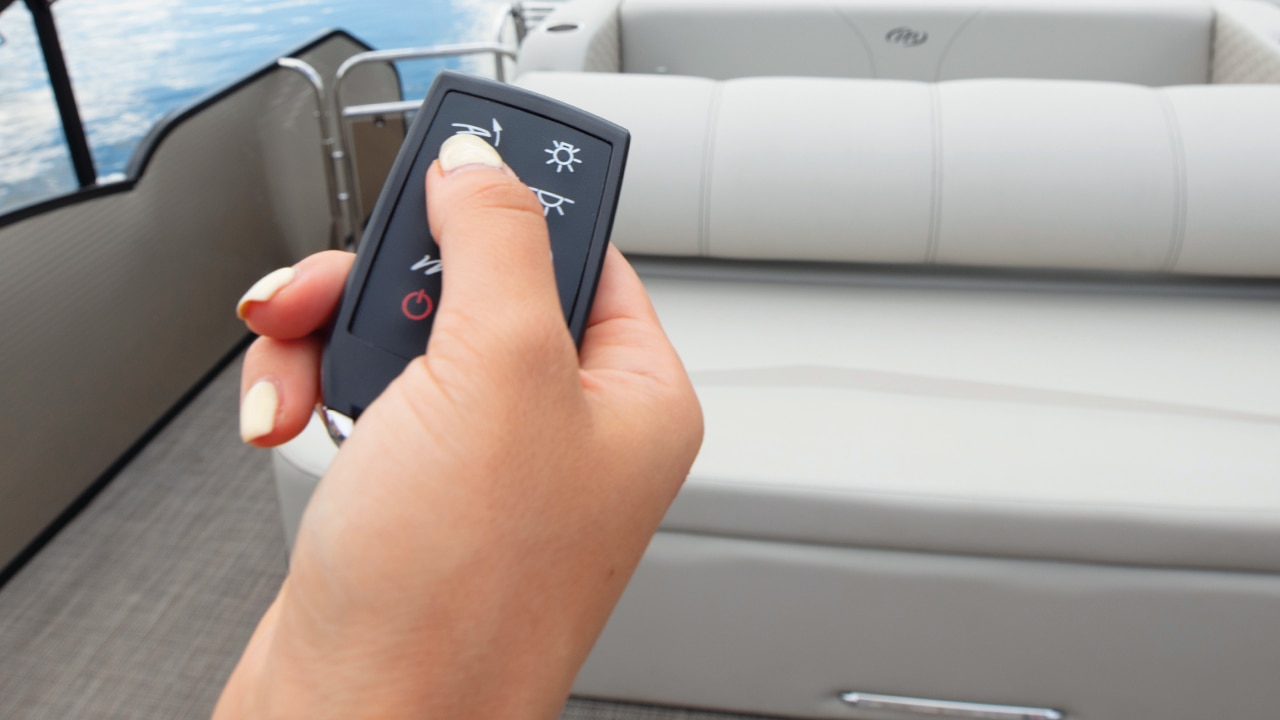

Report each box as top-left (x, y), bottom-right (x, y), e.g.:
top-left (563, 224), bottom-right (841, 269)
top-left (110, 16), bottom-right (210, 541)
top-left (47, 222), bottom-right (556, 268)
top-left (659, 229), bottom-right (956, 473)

top-left (517, 0), bottom-right (1280, 86)
top-left (273, 3), bottom-right (1280, 718)
top-left (519, 72), bottom-right (1280, 276)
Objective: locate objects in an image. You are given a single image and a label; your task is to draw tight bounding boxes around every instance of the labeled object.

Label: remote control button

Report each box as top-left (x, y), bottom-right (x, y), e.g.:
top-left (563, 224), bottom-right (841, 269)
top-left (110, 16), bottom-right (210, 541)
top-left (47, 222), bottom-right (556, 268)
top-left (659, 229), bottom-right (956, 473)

top-left (401, 289), bottom-right (435, 321)
top-left (451, 118), bottom-right (503, 147)
top-left (528, 187), bottom-right (576, 217)
top-left (545, 140), bottom-right (583, 172)
top-left (322, 71), bottom-right (628, 423)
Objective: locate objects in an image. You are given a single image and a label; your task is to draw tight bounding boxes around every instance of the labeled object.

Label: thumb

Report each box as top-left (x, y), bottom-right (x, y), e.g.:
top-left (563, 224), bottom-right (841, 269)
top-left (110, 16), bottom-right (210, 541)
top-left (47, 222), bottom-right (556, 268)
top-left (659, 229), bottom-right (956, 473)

top-left (425, 135), bottom-right (562, 344)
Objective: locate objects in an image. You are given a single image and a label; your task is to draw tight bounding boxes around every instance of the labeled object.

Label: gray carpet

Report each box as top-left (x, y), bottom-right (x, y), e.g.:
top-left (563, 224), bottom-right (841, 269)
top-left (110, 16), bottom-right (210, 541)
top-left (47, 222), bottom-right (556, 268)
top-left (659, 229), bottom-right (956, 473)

top-left (0, 356), bottom-right (287, 719)
top-left (0, 356), bottom-right (785, 720)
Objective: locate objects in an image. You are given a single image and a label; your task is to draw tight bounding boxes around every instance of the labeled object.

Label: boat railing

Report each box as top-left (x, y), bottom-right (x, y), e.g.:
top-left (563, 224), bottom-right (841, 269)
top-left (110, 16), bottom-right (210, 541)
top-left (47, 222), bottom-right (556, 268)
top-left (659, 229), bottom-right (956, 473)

top-left (277, 1), bottom-right (562, 247)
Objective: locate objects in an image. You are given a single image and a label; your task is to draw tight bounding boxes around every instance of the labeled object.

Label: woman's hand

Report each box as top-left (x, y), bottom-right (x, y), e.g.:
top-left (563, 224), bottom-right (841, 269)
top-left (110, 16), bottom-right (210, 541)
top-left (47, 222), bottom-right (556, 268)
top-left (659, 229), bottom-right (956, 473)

top-left (216, 134), bottom-right (703, 720)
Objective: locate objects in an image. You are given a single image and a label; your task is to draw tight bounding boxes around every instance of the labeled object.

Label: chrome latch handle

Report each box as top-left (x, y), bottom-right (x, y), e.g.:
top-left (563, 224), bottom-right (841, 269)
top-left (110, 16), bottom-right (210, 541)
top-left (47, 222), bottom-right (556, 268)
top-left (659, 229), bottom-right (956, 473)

top-left (839, 691), bottom-right (1064, 720)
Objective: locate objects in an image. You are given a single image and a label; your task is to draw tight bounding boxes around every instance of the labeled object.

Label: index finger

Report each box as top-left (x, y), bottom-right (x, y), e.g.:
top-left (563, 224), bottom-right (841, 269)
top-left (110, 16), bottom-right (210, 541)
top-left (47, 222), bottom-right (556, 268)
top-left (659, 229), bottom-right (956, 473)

top-left (238, 250), bottom-right (354, 340)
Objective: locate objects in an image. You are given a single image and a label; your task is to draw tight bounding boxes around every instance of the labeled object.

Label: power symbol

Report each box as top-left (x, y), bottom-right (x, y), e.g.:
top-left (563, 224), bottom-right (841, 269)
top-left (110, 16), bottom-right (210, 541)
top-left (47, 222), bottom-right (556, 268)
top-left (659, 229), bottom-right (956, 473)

top-left (401, 289), bottom-right (434, 321)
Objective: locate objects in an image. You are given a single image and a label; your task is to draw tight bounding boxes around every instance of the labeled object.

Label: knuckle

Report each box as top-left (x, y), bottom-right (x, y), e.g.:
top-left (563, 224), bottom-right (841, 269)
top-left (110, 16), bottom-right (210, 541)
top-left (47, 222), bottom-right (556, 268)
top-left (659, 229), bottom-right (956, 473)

top-left (464, 175), bottom-right (545, 221)
top-left (432, 308), bottom-right (574, 382)
top-left (492, 312), bottom-right (574, 367)
top-left (652, 376), bottom-right (705, 461)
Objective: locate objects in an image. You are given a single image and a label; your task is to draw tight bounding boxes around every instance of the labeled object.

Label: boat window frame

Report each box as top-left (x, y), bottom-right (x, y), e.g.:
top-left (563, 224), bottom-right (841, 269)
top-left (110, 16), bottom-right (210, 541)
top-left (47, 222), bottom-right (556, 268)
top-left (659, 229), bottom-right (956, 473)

top-left (7, 0), bottom-right (96, 189)
top-left (0, 28), bottom-right (386, 230)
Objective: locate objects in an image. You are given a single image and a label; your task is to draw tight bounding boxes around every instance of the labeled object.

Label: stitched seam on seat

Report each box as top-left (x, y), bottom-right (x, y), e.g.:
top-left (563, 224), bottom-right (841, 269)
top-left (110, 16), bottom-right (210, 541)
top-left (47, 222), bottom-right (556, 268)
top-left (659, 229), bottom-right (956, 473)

top-left (835, 10), bottom-right (878, 78)
top-left (927, 84), bottom-right (943, 263)
top-left (933, 8), bottom-right (986, 81)
top-left (1157, 92), bottom-right (1188, 272)
top-left (700, 83), bottom-right (724, 257)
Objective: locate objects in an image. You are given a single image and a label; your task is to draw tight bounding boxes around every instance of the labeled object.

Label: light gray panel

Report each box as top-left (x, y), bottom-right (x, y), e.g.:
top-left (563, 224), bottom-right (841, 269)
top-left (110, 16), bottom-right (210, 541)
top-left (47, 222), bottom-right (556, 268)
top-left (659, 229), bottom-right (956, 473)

top-left (938, 2), bottom-right (1212, 85)
top-left (612, 0), bottom-right (1211, 84)
top-left (517, 0), bottom-right (624, 75)
top-left (1166, 85), bottom-right (1280, 276)
top-left (835, 8), bottom-right (980, 81)
top-left (578, 532), bottom-right (1280, 720)
top-left (936, 80), bottom-right (1178, 271)
top-left (640, 269), bottom-right (1280, 572)
top-left (620, 1), bottom-right (874, 79)
top-left (708, 78), bottom-right (934, 263)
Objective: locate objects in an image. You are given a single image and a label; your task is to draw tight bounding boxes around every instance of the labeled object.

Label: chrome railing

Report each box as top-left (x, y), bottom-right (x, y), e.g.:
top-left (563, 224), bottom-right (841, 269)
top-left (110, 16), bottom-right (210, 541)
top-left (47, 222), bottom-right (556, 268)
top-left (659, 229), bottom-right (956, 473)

top-left (329, 41), bottom-right (516, 242)
top-left (277, 1), bottom-right (564, 247)
top-left (275, 57), bottom-right (345, 250)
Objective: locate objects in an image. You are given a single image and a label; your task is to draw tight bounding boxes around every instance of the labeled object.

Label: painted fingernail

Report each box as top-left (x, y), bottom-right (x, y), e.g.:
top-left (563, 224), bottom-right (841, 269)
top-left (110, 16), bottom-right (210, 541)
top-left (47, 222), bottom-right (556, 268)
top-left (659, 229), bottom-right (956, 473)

top-left (439, 134), bottom-right (504, 174)
top-left (236, 267), bottom-right (296, 318)
top-left (240, 380), bottom-right (279, 443)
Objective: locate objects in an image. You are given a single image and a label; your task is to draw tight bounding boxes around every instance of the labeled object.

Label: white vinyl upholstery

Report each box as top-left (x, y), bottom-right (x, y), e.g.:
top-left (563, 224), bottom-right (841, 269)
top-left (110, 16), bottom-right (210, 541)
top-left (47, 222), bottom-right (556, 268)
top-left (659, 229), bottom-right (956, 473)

top-left (934, 80), bottom-right (1178, 270)
top-left (517, 72), bottom-right (1280, 276)
top-left (1168, 85), bottom-right (1280, 273)
top-left (575, 264), bottom-right (1280, 720)
top-left (519, 0), bottom-right (1223, 85)
top-left (580, 532), bottom-right (1280, 720)
top-left (277, 265), bottom-right (1280, 570)
top-left (521, 0), bottom-right (623, 73)
top-left (644, 267), bottom-right (1280, 573)
top-left (1214, 0), bottom-right (1280, 82)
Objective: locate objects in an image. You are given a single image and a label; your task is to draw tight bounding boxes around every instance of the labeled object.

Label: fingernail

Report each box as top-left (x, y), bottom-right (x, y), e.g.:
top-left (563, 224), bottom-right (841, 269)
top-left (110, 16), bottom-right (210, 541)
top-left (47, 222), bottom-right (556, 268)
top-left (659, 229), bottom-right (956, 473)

top-left (236, 267), bottom-right (296, 319)
top-left (240, 380), bottom-right (279, 443)
top-left (439, 134), bottom-right (504, 174)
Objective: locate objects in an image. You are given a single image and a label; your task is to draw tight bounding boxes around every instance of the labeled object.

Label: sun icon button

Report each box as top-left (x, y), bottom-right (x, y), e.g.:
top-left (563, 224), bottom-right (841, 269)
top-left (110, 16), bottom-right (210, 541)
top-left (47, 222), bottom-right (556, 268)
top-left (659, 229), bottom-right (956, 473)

top-left (545, 140), bottom-right (583, 173)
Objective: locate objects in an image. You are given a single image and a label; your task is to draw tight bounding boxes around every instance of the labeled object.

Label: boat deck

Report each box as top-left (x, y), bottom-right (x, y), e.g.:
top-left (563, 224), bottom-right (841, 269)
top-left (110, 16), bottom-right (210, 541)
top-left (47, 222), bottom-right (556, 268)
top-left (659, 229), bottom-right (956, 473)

top-left (0, 354), bottom-right (775, 720)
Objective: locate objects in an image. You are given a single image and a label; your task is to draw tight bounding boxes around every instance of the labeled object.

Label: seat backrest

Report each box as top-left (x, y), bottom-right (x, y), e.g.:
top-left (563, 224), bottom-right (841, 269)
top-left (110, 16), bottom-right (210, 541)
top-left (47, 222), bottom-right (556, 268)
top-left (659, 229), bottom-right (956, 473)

top-left (519, 0), bottom-right (1216, 85)
top-left (517, 72), bottom-right (1280, 277)
top-left (623, 0), bottom-right (1214, 85)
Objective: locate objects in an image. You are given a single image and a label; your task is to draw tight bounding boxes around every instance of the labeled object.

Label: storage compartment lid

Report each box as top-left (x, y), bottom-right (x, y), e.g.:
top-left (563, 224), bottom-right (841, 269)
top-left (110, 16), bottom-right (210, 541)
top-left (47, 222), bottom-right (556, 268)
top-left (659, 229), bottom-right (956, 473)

top-left (647, 261), bottom-right (1280, 573)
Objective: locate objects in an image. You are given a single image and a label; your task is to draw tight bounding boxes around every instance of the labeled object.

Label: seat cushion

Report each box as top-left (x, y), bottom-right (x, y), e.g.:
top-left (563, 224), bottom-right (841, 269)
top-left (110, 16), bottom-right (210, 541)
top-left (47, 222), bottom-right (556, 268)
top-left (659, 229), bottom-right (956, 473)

top-left (275, 260), bottom-right (1280, 573)
top-left (518, 72), bottom-right (1280, 277)
top-left (641, 261), bottom-right (1280, 573)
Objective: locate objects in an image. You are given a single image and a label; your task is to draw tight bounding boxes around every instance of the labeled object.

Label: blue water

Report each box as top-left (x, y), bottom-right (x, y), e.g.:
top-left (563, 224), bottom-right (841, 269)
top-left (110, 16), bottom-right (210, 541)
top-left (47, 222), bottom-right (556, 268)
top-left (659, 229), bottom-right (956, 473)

top-left (0, 0), bottom-right (505, 212)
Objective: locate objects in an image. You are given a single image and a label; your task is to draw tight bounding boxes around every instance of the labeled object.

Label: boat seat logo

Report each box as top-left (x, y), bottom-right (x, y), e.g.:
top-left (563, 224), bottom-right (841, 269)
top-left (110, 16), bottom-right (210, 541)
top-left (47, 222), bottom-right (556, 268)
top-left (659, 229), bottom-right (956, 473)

top-left (885, 27), bottom-right (928, 47)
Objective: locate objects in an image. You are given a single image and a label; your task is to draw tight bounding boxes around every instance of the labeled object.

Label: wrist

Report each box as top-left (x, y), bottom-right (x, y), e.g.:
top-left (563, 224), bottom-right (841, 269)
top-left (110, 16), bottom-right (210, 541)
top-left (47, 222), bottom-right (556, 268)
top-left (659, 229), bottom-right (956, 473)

top-left (216, 577), bottom-right (584, 720)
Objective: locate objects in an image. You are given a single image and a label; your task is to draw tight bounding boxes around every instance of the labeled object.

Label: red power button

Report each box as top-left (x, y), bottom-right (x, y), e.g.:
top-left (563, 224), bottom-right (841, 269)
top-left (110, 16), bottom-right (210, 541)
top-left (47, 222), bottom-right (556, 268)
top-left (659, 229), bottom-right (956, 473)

top-left (401, 289), bottom-right (434, 321)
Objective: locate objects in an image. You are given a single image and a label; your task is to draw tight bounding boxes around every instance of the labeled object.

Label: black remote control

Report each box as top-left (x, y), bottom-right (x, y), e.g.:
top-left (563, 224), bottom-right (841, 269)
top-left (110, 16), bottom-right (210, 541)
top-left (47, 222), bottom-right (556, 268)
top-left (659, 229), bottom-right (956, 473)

top-left (320, 71), bottom-right (630, 435)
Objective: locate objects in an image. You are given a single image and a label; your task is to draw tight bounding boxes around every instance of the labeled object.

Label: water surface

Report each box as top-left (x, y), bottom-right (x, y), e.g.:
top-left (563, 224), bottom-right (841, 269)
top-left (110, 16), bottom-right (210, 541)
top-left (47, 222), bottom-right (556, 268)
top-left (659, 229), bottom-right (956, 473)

top-left (0, 0), bottom-right (504, 212)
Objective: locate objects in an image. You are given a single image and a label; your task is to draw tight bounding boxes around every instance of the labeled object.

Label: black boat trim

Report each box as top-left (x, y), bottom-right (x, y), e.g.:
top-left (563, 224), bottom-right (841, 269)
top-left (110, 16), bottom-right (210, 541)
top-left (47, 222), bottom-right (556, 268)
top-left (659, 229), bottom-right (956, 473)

top-left (24, 0), bottom-right (95, 188)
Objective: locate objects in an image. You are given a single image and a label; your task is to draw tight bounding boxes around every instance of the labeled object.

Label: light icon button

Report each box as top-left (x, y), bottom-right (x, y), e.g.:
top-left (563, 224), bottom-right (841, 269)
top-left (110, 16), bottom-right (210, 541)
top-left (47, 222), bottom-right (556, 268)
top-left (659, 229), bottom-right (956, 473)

top-left (451, 118), bottom-right (503, 147)
top-left (529, 187), bottom-right (575, 217)
top-left (545, 140), bottom-right (582, 173)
